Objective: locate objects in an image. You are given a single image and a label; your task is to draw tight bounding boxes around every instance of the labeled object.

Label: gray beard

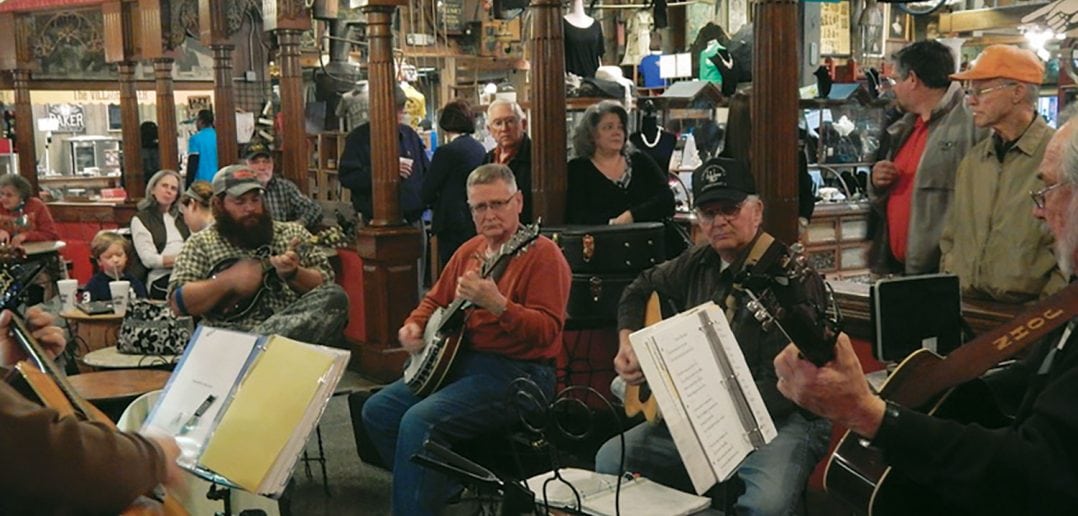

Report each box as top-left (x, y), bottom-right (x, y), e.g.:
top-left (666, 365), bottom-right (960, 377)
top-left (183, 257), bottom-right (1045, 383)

top-left (1057, 199), bottom-right (1078, 278)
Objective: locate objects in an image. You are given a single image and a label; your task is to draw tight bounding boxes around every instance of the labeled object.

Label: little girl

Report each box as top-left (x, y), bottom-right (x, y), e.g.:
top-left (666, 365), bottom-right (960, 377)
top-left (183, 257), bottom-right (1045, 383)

top-left (83, 231), bottom-right (148, 301)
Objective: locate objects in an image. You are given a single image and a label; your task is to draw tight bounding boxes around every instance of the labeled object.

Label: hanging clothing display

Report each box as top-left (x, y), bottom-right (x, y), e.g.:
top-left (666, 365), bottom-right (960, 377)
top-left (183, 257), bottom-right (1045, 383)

top-left (621, 11), bottom-right (653, 66)
top-left (698, 40), bottom-right (726, 84)
top-left (399, 82), bottom-right (428, 129)
top-left (564, 18), bottom-right (605, 78)
top-left (336, 81), bottom-right (370, 132)
top-left (639, 52), bottom-right (663, 88)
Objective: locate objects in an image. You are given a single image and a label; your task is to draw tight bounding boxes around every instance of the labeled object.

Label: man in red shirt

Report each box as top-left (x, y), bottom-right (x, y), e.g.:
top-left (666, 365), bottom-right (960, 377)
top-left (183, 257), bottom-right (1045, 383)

top-left (360, 163), bottom-right (571, 515)
top-left (869, 40), bottom-right (984, 275)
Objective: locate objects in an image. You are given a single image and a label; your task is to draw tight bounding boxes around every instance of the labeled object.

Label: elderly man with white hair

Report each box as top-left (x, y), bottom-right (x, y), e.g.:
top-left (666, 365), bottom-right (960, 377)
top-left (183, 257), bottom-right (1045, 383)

top-left (481, 99), bottom-right (533, 223)
top-left (775, 121), bottom-right (1078, 514)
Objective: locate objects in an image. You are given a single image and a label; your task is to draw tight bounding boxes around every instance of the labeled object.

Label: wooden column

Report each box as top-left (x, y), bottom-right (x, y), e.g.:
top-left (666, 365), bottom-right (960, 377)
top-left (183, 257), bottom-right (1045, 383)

top-left (355, 0), bottom-right (419, 382)
top-left (752, 0), bottom-right (800, 244)
top-left (212, 44), bottom-right (238, 165)
top-left (529, 0), bottom-right (567, 224)
top-left (12, 69), bottom-right (37, 192)
top-left (117, 62), bottom-right (145, 197)
top-left (276, 29), bottom-right (307, 189)
top-left (154, 58), bottom-right (179, 171)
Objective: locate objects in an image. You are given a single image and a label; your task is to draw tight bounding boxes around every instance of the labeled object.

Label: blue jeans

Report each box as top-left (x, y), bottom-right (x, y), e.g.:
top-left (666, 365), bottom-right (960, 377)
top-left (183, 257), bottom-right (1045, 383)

top-left (595, 412), bottom-right (831, 516)
top-left (362, 350), bottom-right (555, 516)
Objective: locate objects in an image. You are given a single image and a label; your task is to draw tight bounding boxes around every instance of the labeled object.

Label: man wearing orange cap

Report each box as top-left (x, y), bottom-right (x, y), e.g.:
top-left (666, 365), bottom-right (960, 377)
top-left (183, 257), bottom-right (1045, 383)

top-left (939, 45), bottom-right (1065, 303)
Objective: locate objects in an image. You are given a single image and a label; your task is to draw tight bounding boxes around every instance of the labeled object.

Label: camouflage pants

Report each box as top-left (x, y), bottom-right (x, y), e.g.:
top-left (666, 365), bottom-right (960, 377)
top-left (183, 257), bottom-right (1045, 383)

top-left (252, 283), bottom-right (350, 348)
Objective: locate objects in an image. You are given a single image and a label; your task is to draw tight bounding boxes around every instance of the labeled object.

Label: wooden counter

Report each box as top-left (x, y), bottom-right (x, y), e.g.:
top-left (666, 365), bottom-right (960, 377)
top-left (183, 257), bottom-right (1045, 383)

top-left (47, 201), bottom-right (137, 226)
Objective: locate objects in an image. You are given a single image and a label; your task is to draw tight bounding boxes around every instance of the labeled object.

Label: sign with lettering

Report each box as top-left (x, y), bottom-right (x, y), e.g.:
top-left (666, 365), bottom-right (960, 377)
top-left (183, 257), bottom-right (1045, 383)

top-left (443, 0), bottom-right (464, 34)
top-left (46, 104), bottom-right (86, 133)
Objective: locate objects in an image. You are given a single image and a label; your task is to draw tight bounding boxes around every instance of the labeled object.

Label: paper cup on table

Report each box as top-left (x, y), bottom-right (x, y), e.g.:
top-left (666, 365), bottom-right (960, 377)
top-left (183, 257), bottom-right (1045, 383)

top-left (109, 280), bottom-right (131, 316)
top-left (57, 279), bottom-right (77, 312)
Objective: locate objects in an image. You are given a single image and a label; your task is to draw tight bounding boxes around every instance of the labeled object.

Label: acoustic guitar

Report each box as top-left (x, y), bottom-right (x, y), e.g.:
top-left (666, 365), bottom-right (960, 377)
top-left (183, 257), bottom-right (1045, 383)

top-left (824, 283), bottom-right (1078, 516)
top-left (207, 227), bottom-right (345, 322)
top-left (623, 244), bottom-right (840, 423)
top-left (0, 260), bottom-right (186, 516)
top-left (403, 222), bottom-right (541, 397)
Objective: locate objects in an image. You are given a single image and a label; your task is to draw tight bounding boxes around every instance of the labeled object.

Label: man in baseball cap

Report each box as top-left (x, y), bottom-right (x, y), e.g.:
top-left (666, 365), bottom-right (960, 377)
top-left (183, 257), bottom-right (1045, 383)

top-left (243, 141), bottom-right (323, 230)
top-left (939, 44), bottom-right (1065, 302)
top-left (597, 154), bottom-right (832, 515)
top-left (168, 163), bottom-right (348, 345)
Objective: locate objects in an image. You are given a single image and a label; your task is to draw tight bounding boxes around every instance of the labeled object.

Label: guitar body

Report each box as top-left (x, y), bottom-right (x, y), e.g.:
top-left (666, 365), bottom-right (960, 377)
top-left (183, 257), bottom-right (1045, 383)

top-left (623, 292), bottom-right (664, 423)
top-left (825, 349), bottom-right (1011, 516)
top-left (404, 307), bottom-right (465, 397)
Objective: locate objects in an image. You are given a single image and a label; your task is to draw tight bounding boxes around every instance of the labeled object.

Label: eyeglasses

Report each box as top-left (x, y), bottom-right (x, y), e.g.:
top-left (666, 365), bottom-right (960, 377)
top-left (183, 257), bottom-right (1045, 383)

top-left (1030, 182), bottom-right (1063, 209)
top-left (469, 194), bottom-right (516, 215)
top-left (963, 82), bottom-right (1018, 99)
top-left (880, 76), bottom-right (898, 90)
top-left (488, 117), bottom-right (520, 129)
top-left (694, 201), bottom-right (744, 223)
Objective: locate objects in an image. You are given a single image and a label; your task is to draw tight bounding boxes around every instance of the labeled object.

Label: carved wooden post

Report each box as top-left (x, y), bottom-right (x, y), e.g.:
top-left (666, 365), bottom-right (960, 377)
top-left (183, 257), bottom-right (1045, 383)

top-left (140, 0), bottom-right (183, 172)
top-left (355, 0), bottom-right (419, 382)
top-left (12, 69), bottom-right (37, 192)
top-left (201, 0), bottom-right (238, 165)
top-left (0, 13), bottom-right (38, 192)
top-left (117, 62), bottom-right (146, 196)
top-left (154, 58), bottom-right (180, 171)
top-left (528, 0), bottom-right (567, 224)
top-left (104, 0), bottom-right (146, 198)
top-left (276, 29), bottom-right (308, 190)
top-left (752, 0), bottom-right (800, 244)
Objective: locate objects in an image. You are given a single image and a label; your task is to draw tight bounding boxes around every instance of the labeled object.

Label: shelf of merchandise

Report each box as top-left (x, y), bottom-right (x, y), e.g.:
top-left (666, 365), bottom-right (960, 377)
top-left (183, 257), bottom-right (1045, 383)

top-left (306, 132), bottom-right (350, 204)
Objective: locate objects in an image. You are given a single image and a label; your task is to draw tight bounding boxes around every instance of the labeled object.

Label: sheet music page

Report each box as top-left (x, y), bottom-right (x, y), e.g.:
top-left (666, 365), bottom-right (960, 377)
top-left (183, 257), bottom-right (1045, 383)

top-left (630, 302), bottom-right (776, 494)
top-left (143, 326), bottom-right (261, 466)
top-left (633, 327), bottom-right (716, 494)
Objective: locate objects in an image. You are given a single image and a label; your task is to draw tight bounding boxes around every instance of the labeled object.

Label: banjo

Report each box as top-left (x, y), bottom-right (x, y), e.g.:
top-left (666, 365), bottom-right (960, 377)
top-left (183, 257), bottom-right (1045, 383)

top-left (403, 221), bottom-right (541, 397)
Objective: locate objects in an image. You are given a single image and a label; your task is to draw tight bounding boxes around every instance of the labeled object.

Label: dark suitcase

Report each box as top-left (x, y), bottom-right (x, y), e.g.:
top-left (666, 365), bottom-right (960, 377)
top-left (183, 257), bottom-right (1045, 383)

top-left (565, 273), bottom-right (636, 328)
top-left (542, 223), bottom-right (666, 274)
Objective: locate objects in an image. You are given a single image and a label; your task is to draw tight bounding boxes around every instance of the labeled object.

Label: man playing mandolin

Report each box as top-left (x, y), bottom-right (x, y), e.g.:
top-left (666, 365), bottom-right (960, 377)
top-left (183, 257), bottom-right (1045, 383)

top-left (776, 106), bottom-right (1078, 515)
top-left (168, 164), bottom-right (348, 345)
top-left (595, 157), bottom-right (832, 514)
top-left (0, 307), bottom-right (185, 513)
top-left (360, 164), bottom-right (571, 516)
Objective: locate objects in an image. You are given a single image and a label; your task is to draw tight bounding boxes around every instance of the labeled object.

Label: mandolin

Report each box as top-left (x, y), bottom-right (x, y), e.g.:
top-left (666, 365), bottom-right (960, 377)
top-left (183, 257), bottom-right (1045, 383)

top-left (207, 226), bottom-right (345, 322)
top-left (0, 259), bottom-right (186, 516)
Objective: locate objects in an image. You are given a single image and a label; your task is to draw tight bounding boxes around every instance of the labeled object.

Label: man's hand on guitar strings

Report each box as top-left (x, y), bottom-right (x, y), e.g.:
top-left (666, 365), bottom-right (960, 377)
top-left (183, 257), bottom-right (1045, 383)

top-left (398, 322), bottom-right (425, 353)
top-left (270, 237), bottom-right (302, 281)
top-left (774, 333), bottom-right (886, 439)
top-left (455, 271), bottom-right (507, 316)
top-left (614, 330), bottom-right (645, 385)
top-left (0, 308), bottom-right (66, 367)
top-left (213, 259), bottom-right (263, 298)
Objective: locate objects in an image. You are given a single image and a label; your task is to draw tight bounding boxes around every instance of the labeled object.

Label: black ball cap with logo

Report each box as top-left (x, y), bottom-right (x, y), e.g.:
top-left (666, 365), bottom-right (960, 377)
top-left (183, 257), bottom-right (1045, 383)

top-left (692, 157), bottom-right (756, 208)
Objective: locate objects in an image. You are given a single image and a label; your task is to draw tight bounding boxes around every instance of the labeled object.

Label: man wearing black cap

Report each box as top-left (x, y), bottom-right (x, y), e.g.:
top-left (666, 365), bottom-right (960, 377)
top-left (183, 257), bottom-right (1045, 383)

top-left (594, 157), bottom-right (831, 514)
top-left (245, 142), bottom-right (323, 230)
top-left (168, 164), bottom-right (348, 345)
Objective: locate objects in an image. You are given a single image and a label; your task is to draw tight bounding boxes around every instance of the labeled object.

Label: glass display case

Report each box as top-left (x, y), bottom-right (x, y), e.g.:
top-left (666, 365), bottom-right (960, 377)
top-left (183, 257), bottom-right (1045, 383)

top-left (67, 136), bottom-right (122, 177)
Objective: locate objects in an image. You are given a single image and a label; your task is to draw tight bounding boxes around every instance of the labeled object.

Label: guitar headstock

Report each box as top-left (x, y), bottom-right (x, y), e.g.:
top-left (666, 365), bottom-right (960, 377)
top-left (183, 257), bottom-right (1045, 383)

top-left (737, 244), bottom-right (841, 367)
top-left (309, 226), bottom-right (347, 249)
top-left (0, 249), bottom-right (43, 312)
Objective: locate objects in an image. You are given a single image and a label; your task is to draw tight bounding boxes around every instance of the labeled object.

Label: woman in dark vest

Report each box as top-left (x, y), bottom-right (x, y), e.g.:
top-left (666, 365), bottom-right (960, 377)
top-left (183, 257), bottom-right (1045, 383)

top-left (130, 169), bottom-right (189, 299)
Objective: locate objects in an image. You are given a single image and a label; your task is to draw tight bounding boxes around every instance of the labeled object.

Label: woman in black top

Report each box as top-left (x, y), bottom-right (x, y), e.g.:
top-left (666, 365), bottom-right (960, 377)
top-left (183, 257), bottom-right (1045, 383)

top-left (566, 100), bottom-right (674, 226)
top-left (421, 99), bottom-right (487, 267)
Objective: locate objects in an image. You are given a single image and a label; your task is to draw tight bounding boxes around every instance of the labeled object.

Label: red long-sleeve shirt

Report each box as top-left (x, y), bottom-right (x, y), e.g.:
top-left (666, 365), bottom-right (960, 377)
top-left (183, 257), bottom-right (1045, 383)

top-left (406, 234), bottom-right (571, 362)
top-left (0, 197), bottom-right (59, 242)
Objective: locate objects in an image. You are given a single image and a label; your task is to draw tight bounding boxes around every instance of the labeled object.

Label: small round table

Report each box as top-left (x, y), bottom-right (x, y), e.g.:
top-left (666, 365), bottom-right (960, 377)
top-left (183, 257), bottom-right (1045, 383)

top-left (82, 346), bottom-right (181, 369)
top-left (62, 310), bottom-right (123, 372)
top-left (67, 369), bottom-right (172, 402)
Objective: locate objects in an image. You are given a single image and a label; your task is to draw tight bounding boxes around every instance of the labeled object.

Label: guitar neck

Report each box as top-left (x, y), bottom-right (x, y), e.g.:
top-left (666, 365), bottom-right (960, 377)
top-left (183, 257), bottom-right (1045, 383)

top-left (890, 283), bottom-right (1078, 408)
top-left (13, 314), bottom-right (97, 419)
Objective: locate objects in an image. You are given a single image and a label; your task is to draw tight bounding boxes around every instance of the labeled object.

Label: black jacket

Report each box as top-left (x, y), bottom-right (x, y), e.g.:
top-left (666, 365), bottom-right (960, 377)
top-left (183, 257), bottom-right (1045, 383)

top-left (339, 122), bottom-right (429, 223)
top-left (565, 150), bottom-right (673, 225)
top-left (422, 134), bottom-right (486, 234)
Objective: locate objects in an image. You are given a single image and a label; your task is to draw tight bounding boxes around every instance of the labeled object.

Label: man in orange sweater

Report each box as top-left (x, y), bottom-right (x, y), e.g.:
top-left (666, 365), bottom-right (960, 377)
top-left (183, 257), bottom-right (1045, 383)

top-left (361, 163), bottom-right (571, 515)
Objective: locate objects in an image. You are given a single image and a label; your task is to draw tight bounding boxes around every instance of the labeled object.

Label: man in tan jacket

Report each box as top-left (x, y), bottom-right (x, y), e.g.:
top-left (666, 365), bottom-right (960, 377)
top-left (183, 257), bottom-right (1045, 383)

top-left (940, 45), bottom-right (1065, 303)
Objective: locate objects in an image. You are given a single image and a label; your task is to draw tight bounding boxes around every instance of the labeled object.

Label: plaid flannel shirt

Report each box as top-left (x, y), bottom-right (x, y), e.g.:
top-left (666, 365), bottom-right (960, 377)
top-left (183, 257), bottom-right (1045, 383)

top-left (263, 177), bottom-right (323, 230)
top-left (169, 221), bottom-right (334, 331)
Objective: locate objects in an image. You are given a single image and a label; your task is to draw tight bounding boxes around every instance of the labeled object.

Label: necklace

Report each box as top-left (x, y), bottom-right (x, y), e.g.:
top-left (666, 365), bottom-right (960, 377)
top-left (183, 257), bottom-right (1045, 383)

top-left (639, 127), bottom-right (663, 148)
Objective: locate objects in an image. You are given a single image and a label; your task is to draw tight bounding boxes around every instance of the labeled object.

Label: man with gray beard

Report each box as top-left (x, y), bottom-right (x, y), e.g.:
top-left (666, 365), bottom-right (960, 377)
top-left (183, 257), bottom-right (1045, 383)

top-left (168, 164), bottom-right (348, 346)
top-left (773, 127), bottom-right (1078, 513)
